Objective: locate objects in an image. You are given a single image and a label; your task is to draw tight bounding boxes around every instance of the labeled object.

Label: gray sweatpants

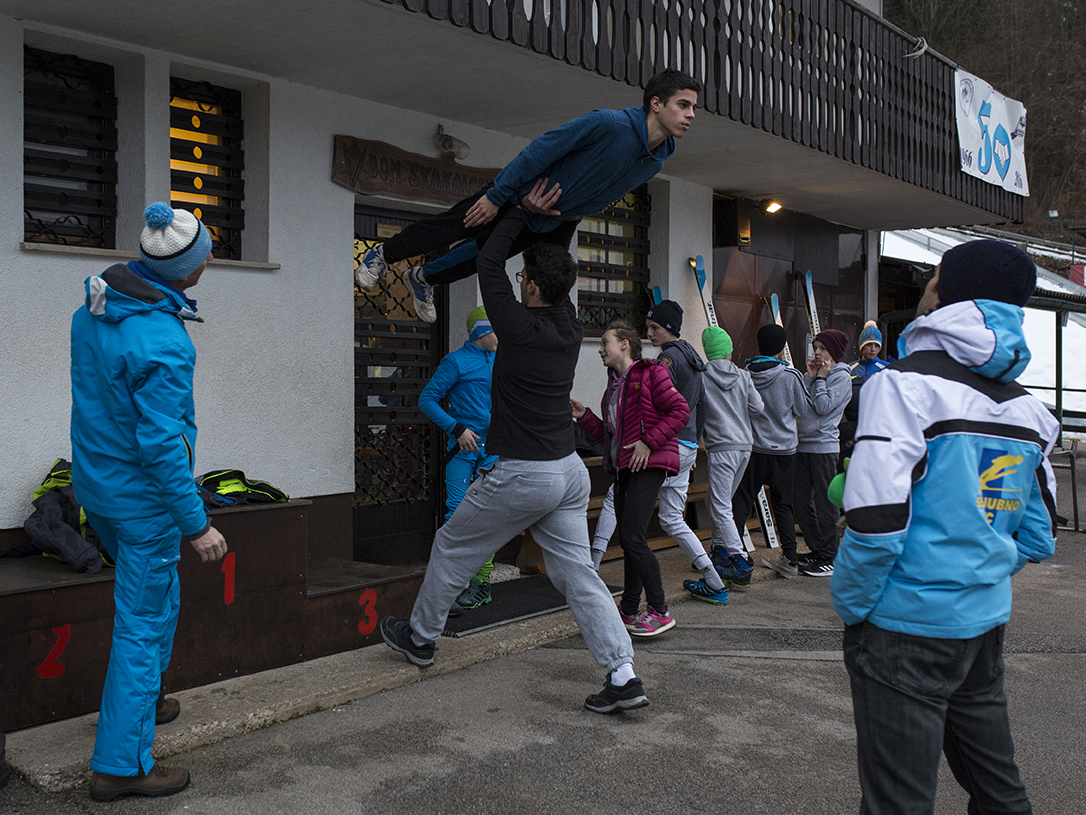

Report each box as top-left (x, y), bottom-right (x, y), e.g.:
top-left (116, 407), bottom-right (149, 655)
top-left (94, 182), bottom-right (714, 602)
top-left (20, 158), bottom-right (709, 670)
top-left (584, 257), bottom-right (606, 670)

top-left (706, 449), bottom-right (751, 557)
top-left (410, 452), bottom-right (635, 672)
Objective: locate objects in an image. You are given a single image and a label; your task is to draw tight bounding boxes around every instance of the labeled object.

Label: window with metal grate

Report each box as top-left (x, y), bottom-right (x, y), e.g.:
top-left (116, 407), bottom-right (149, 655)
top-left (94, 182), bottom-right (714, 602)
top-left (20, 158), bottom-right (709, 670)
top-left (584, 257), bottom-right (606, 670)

top-left (23, 46), bottom-right (118, 248)
top-left (169, 77), bottom-right (245, 260)
top-left (576, 185), bottom-right (651, 335)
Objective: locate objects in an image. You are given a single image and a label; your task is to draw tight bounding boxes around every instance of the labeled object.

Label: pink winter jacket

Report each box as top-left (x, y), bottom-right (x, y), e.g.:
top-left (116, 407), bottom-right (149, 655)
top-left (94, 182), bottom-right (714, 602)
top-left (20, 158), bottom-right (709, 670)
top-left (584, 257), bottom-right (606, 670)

top-left (578, 358), bottom-right (690, 475)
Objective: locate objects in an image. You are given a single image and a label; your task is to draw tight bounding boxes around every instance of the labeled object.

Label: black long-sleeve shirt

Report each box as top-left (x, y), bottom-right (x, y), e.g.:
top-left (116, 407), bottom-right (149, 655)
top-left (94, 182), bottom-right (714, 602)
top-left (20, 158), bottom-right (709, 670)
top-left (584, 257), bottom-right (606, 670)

top-left (478, 208), bottom-right (582, 461)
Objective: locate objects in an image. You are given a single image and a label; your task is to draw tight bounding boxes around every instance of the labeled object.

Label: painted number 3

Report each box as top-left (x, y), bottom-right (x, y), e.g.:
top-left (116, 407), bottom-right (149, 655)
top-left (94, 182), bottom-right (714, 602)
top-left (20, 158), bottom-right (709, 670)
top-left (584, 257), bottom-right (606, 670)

top-left (358, 588), bottom-right (377, 635)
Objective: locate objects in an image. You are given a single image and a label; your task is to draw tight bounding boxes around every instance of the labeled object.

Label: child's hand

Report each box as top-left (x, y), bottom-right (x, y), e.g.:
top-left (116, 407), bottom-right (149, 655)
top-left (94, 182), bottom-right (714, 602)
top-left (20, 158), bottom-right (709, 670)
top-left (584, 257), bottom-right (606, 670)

top-left (570, 398), bottom-right (586, 419)
top-left (623, 440), bottom-right (651, 471)
top-left (464, 195), bottom-right (499, 228)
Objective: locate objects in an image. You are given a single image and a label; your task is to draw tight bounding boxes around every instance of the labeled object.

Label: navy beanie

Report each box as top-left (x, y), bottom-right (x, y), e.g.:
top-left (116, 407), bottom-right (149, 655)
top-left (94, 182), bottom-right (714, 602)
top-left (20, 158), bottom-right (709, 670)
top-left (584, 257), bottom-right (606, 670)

top-left (938, 239), bottom-right (1036, 307)
top-left (646, 300), bottom-right (683, 337)
top-left (757, 324), bottom-right (788, 356)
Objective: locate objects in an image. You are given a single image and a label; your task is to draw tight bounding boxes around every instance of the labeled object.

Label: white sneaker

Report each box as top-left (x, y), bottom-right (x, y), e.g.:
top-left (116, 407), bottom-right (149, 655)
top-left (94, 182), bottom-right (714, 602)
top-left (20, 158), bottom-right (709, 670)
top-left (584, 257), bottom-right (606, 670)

top-left (355, 245), bottom-right (387, 292)
top-left (408, 265), bottom-right (437, 323)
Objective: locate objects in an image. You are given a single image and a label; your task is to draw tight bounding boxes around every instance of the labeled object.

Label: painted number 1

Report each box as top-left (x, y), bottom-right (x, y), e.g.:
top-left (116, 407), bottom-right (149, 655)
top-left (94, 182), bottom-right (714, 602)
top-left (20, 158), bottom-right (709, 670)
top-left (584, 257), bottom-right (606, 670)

top-left (358, 588), bottom-right (377, 635)
top-left (221, 552), bottom-right (236, 605)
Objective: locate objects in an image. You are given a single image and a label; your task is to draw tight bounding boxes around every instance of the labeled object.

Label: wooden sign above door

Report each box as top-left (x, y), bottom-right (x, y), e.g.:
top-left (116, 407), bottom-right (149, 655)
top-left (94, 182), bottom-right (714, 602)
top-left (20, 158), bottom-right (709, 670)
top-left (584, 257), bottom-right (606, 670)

top-left (333, 135), bottom-right (501, 207)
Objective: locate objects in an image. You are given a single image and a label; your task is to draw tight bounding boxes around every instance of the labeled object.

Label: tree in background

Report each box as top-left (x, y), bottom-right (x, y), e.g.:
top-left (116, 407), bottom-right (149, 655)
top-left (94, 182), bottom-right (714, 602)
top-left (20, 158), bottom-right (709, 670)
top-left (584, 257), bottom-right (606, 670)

top-left (885, 0), bottom-right (1086, 254)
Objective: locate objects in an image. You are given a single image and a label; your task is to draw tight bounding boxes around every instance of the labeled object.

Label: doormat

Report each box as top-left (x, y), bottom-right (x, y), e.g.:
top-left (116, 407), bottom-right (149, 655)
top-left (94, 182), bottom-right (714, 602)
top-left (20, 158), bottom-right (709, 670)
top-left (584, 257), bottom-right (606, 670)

top-left (442, 574), bottom-right (621, 637)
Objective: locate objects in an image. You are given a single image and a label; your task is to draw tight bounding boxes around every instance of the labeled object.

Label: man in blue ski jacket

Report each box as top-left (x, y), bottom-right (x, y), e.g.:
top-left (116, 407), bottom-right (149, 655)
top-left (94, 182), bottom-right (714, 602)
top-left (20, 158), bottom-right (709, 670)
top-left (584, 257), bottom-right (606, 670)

top-left (354, 69), bottom-right (701, 322)
top-left (71, 203), bottom-right (227, 801)
top-left (832, 239), bottom-right (1058, 814)
top-left (419, 306), bottom-right (499, 610)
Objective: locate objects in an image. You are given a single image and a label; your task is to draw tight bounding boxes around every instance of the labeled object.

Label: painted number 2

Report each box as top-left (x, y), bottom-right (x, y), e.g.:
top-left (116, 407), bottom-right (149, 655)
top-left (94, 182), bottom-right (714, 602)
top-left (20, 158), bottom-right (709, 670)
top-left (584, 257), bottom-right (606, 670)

top-left (38, 624), bottom-right (71, 679)
top-left (358, 588), bottom-right (377, 635)
top-left (221, 552), bottom-right (236, 605)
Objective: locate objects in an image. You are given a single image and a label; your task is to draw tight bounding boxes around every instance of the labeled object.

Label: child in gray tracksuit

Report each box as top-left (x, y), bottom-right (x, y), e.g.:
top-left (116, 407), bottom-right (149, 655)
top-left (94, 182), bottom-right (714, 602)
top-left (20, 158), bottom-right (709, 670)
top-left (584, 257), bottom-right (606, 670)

top-left (732, 324), bottom-right (811, 579)
top-left (794, 328), bottom-right (852, 576)
top-left (695, 326), bottom-right (764, 592)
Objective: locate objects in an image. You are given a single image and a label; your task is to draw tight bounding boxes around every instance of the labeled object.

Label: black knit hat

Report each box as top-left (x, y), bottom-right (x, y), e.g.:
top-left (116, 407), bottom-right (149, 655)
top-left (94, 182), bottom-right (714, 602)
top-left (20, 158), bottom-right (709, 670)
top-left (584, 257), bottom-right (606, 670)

top-left (757, 324), bottom-right (788, 356)
top-left (938, 239), bottom-right (1036, 307)
top-left (646, 300), bottom-right (683, 337)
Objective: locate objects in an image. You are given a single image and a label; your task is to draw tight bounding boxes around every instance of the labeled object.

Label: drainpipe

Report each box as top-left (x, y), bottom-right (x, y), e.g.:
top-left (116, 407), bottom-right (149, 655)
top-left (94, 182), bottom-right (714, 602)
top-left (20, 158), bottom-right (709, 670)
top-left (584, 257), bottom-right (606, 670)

top-left (864, 230), bottom-right (880, 322)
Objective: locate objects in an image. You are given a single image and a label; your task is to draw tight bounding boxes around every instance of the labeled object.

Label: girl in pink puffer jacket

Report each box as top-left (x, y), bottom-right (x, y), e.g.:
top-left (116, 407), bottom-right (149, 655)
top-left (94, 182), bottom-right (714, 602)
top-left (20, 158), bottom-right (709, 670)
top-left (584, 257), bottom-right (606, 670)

top-left (572, 321), bottom-right (689, 637)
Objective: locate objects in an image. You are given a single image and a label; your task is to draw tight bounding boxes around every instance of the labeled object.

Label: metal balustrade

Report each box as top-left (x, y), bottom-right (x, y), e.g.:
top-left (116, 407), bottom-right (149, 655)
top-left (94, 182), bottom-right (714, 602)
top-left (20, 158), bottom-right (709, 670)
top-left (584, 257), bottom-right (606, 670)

top-left (380, 0), bottom-right (1022, 222)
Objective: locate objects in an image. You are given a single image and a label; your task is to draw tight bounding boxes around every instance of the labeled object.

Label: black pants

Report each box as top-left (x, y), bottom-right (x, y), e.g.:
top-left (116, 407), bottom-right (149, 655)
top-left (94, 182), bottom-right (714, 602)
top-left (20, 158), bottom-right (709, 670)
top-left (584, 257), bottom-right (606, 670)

top-left (731, 452), bottom-right (797, 560)
top-left (794, 451), bottom-right (840, 559)
top-left (614, 467), bottom-right (668, 616)
top-left (380, 185), bottom-right (580, 286)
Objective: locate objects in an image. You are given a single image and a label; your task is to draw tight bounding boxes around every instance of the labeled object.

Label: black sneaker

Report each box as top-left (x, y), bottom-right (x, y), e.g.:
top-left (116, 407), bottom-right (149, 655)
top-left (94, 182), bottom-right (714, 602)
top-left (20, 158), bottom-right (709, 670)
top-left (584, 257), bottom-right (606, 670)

top-left (584, 676), bottom-right (649, 714)
top-left (800, 557), bottom-right (835, 577)
top-left (380, 617), bottom-right (435, 668)
top-left (797, 552), bottom-right (820, 566)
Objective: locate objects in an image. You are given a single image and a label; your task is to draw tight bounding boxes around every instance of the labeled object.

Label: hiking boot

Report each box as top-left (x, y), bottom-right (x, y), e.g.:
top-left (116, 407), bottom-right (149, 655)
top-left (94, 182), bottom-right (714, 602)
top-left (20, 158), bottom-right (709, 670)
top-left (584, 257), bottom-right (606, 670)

top-left (379, 616), bottom-right (435, 668)
top-left (684, 579), bottom-right (729, 605)
top-left (761, 555), bottom-right (798, 579)
top-left (155, 695), bottom-right (180, 726)
top-left (716, 553), bottom-right (754, 592)
top-left (407, 265), bottom-right (437, 323)
top-left (355, 245), bottom-right (387, 292)
top-left (584, 676), bottom-right (649, 714)
top-left (89, 764), bottom-right (190, 801)
top-left (629, 607), bottom-right (675, 637)
top-left (800, 556), bottom-right (835, 577)
top-left (455, 578), bottom-right (491, 610)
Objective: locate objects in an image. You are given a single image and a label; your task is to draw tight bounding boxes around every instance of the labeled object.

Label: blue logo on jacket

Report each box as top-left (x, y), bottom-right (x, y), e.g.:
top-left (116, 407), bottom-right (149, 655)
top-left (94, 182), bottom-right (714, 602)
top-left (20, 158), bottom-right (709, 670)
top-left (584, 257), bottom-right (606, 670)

top-left (976, 448), bottom-right (1024, 524)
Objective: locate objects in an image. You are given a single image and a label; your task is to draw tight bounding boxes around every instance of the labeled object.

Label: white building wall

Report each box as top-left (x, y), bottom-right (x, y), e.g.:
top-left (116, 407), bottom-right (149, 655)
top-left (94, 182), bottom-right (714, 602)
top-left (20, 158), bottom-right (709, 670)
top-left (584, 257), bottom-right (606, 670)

top-left (0, 16), bottom-right (610, 528)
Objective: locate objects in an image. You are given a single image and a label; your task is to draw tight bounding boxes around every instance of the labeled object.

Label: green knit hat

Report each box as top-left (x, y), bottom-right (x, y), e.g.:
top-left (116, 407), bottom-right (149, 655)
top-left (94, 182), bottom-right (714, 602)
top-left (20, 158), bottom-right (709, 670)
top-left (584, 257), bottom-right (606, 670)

top-left (702, 325), bottom-right (733, 360)
top-left (466, 305), bottom-right (492, 340)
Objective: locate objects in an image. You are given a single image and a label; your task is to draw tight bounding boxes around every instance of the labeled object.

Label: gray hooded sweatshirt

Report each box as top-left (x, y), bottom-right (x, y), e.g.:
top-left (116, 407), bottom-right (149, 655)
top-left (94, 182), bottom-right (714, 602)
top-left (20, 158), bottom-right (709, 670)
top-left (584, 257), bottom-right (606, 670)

top-left (701, 359), bottom-right (764, 452)
top-left (747, 360), bottom-right (812, 455)
top-left (796, 361), bottom-right (852, 454)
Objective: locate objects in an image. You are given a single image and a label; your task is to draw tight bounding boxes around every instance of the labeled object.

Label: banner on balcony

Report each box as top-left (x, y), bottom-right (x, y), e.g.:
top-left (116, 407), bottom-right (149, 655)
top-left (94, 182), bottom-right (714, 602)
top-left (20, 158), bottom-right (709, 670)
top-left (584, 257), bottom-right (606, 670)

top-left (955, 69), bottom-right (1028, 196)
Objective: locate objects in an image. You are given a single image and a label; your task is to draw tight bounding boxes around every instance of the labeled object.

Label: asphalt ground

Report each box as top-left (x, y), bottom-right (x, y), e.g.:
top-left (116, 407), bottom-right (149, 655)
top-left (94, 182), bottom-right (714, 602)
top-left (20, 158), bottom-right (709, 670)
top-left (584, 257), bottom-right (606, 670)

top-left (2, 462), bottom-right (1083, 814)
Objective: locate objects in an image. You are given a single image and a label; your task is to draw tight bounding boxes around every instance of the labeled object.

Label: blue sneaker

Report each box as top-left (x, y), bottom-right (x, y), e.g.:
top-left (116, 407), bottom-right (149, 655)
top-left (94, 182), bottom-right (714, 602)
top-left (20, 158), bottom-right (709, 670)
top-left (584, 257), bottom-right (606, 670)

top-left (407, 265), bottom-right (437, 323)
top-left (715, 553), bottom-right (754, 592)
top-left (684, 578), bottom-right (729, 605)
top-left (355, 245), bottom-right (387, 292)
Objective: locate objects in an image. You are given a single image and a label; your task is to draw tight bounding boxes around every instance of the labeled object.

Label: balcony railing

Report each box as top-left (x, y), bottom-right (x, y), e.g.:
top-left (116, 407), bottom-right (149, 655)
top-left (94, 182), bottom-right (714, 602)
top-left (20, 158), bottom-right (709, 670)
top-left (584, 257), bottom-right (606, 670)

top-left (381, 0), bottom-right (1022, 223)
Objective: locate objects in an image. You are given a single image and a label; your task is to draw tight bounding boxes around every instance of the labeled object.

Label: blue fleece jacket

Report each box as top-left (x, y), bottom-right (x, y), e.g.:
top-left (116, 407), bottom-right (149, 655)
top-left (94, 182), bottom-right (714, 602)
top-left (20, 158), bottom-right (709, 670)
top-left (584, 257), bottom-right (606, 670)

top-left (419, 340), bottom-right (495, 449)
top-left (831, 301), bottom-right (1059, 639)
top-left (485, 107), bottom-right (675, 234)
top-left (70, 261), bottom-right (209, 537)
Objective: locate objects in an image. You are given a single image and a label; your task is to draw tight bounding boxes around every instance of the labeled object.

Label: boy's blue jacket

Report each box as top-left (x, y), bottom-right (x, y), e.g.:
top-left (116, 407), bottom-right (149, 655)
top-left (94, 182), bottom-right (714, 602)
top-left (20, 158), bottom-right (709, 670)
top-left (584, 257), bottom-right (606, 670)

top-left (70, 262), bottom-right (210, 538)
top-left (485, 107), bottom-right (674, 234)
top-left (419, 340), bottom-right (495, 449)
top-left (831, 300), bottom-right (1059, 638)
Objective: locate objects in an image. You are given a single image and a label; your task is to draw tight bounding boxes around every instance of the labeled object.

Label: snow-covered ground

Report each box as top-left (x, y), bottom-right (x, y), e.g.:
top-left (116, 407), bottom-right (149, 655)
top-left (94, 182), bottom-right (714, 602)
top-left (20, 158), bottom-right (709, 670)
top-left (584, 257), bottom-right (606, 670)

top-left (883, 229), bottom-right (1086, 415)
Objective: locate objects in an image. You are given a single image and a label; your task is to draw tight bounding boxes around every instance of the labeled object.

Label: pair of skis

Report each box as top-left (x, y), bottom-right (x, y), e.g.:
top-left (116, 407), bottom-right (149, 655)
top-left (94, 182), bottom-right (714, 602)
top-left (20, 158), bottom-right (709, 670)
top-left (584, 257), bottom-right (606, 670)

top-left (766, 269), bottom-right (819, 371)
top-left (690, 256), bottom-right (774, 552)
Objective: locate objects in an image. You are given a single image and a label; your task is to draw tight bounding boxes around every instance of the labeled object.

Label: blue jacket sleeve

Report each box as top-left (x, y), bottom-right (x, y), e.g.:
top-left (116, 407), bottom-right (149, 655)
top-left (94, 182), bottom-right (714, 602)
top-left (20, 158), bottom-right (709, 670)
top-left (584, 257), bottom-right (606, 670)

top-left (1012, 453), bottom-right (1058, 573)
top-left (486, 111), bottom-right (611, 207)
top-left (419, 354), bottom-right (462, 438)
top-left (830, 370), bottom-right (927, 625)
top-left (132, 339), bottom-right (209, 538)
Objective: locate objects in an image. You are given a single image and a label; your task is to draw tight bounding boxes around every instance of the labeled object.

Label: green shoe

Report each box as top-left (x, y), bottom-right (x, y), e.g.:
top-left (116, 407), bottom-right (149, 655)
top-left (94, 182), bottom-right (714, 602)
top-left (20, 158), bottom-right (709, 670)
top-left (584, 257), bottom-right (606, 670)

top-left (456, 578), bottom-right (492, 609)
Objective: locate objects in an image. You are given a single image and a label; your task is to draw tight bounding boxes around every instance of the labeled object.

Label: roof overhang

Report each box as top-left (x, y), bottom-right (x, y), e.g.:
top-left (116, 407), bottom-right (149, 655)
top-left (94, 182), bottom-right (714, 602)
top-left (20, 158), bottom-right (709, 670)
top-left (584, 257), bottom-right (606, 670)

top-left (4, 0), bottom-right (1018, 232)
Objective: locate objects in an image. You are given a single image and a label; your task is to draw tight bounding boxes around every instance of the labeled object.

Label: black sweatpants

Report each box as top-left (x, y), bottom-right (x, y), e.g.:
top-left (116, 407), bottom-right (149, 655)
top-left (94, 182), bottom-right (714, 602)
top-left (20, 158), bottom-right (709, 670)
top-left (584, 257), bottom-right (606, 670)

top-left (614, 467), bottom-right (668, 616)
top-left (731, 452), bottom-right (797, 561)
top-left (793, 451), bottom-right (840, 560)
top-left (380, 185), bottom-right (580, 286)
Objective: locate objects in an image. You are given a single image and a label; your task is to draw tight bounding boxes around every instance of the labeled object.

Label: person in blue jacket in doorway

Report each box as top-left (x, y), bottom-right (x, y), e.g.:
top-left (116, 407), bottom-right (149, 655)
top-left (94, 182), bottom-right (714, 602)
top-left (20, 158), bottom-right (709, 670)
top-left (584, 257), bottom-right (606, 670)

top-left (71, 203), bottom-right (227, 801)
top-left (420, 306), bottom-right (499, 610)
top-left (354, 69), bottom-right (702, 323)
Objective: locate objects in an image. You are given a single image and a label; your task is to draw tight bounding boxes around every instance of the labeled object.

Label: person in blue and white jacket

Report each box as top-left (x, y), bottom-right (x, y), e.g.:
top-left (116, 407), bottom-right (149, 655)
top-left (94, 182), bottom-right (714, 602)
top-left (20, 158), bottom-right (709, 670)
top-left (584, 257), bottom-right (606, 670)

top-left (832, 239), bottom-right (1058, 815)
top-left (419, 306), bottom-right (498, 611)
top-left (354, 70), bottom-right (701, 323)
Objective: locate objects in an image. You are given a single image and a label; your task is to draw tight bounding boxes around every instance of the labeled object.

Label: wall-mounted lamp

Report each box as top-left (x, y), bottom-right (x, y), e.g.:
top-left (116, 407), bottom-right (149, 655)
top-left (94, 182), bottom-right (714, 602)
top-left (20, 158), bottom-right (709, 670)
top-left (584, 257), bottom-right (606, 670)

top-left (434, 125), bottom-right (470, 160)
top-left (759, 199), bottom-right (782, 214)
